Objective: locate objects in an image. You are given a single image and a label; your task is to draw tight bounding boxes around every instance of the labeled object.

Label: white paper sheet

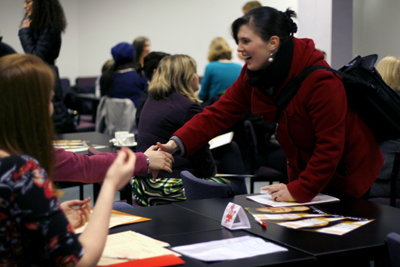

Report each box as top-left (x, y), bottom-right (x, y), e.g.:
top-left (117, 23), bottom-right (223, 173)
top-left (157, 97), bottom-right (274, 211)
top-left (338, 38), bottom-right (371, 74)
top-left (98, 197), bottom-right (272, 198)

top-left (171, 236), bottom-right (287, 261)
top-left (209, 132), bottom-right (233, 150)
top-left (247, 192), bottom-right (339, 207)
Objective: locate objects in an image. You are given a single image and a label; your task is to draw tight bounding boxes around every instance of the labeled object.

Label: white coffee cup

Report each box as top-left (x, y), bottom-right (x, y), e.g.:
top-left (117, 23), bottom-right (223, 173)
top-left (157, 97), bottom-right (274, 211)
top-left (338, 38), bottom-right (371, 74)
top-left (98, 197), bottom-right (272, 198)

top-left (121, 133), bottom-right (135, 146)
top-left (115, 131), bottom-right (129, 144)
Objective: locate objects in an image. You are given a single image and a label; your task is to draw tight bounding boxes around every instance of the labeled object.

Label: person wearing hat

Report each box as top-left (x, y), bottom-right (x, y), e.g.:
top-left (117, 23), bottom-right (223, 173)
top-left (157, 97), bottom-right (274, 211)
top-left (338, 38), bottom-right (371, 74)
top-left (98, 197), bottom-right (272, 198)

top-left (100, 42), bottom-right (147, 107)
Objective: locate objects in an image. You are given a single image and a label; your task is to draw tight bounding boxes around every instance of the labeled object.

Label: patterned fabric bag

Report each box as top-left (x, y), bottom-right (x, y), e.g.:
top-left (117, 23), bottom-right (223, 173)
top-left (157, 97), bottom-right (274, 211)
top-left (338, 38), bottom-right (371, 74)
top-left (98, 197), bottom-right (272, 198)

top-left (132, 176), bottom-right (230, 206)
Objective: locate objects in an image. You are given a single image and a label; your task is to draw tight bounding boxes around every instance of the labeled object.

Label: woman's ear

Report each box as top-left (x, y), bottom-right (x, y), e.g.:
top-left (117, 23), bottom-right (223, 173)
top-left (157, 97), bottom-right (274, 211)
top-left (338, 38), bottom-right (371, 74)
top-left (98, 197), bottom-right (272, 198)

top-left (269, 36), bottom-right (280, 52)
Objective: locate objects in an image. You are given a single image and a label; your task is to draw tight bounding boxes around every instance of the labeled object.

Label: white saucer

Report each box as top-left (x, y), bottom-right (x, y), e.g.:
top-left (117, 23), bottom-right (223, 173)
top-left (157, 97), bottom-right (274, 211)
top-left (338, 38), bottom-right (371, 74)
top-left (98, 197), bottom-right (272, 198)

top-left (109, 138), bottom-right (137, 147)
top-left (113, 142), bottom-right (137, 147)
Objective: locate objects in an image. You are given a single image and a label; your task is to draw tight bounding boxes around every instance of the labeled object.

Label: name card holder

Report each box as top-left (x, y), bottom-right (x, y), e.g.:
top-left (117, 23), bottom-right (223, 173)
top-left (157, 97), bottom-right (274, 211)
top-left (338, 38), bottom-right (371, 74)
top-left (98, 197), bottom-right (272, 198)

top-left (221, 202), bottom-right (251, 230)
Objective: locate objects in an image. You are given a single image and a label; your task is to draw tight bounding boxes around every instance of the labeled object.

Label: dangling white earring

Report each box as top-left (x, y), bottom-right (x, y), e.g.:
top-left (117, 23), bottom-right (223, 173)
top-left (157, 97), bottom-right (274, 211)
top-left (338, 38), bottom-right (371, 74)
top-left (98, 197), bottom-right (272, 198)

top-left (268, 52), bottom-right (274, 63)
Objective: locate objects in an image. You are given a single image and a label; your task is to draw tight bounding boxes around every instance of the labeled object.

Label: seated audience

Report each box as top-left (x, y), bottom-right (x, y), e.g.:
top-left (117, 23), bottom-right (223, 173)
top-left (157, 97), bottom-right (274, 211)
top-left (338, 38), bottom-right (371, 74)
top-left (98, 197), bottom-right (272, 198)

top-left (0, 53), bottom-right (136, 266)
top-left (370, 56), bottom-right (400, 198)
top-left (95, 59), bottom-right (114, 97)
top-left (242, 1), bottom-right (262, 14)
top-left (134, 55), bottom-right (229, 206)
top-left (100, 42), bottom-right (147, 107)
top-left (132, 36), bottom-right (151, 69)
top-left (198, 37), bottom-right (242, 103)
top-left (135, 51), bottom-right (171, 126)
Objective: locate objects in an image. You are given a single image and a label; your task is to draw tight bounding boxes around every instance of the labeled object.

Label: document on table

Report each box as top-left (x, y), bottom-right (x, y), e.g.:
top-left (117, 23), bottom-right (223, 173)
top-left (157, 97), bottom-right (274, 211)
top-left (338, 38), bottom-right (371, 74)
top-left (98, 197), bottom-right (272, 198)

top-left (247, 192), bottom-right (339, 207)
top-left (53, 140), bottom-right (108, 152)
top-left (97, 231), bottom-right (181, 266)
top-left (171, 236), bottom-right (287, 261)
top-left (74, 210), bottom-right (150, 234)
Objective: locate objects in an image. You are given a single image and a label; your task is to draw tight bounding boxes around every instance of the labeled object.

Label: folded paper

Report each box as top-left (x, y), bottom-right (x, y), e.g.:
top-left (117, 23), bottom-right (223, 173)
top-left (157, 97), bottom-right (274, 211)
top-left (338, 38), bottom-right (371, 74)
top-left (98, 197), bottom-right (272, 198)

top-left (221, 202), bottom-right (250, 230)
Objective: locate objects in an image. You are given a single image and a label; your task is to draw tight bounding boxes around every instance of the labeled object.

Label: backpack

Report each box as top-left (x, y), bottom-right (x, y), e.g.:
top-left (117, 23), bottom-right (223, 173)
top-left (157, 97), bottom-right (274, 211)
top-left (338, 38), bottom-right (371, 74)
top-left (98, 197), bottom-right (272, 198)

top-left (274, 54), bottom-right (400, 142)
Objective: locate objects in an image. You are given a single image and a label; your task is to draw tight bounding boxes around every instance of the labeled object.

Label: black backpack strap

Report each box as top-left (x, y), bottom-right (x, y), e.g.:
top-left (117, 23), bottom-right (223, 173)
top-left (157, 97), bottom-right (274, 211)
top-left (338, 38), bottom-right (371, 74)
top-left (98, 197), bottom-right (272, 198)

top-left (274, 65), bottom-right (333, 123)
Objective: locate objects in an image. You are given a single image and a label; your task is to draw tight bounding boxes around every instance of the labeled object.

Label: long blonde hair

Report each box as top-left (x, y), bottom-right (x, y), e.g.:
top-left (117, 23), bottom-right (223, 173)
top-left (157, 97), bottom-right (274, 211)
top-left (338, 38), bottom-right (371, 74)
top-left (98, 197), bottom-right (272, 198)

top-left (376, 56), bottom-right (400, 92)
top-left (148, 54), bottom-right (200, 102)
top-left (0, 54), bottom-right (55, 178)
top-left (207, 37), bottom-right (232, 62)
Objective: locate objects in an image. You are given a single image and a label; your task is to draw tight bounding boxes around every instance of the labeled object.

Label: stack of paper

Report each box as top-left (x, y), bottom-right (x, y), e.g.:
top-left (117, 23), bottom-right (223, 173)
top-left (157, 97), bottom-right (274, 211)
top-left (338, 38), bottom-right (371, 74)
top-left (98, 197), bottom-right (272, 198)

top-left (74, 210), bottom-right (150, 234)
top-left (172, 236), bottom-right (287, 261)
top-left (98, 231), bottom-right (181, 266)
top-left (53, 140), bottom-right (108, 152)
top-left (247, 192), bottom-right (339, 207)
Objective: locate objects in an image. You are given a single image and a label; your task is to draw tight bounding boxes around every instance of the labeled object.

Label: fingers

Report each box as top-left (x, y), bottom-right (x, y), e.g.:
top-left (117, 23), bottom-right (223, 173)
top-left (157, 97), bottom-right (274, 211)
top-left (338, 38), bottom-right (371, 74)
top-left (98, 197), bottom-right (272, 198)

top-left (156, 142), bottom-right (165, 151)
top-left (80, 201), bottom-right (90, 224)
top-left (151, 169), bottom-right (160, 179)
top-left (66, 199), bottom-right (86, 207)
top-left (267, 184), bottom-right (285, 202)
top-left (164, 152), bottom-right (174, 162)
top-left (124, 147), bottom-right (136, 166)
top-left (118, 148), bottom-right (136, 168)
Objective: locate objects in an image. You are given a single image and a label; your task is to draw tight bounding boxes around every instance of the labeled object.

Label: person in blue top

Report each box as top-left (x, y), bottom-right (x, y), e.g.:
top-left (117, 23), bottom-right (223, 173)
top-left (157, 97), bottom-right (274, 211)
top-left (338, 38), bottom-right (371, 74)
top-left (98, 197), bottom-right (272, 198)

top-left (198, 37), bottom-right (242, 103)
top-left (100, 42), bottom-right (147, 107)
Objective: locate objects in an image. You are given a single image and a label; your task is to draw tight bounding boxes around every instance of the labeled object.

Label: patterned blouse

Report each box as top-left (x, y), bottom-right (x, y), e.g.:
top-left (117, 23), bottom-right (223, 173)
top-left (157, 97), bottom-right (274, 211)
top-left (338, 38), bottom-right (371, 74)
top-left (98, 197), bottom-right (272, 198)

top-left (0, 154), bottom-right (83, 266)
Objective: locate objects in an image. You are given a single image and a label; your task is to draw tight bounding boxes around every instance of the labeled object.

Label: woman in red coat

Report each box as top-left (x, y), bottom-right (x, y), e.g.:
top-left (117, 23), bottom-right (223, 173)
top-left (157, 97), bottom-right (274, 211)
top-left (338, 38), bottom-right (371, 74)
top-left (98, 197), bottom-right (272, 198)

top-left (155, 6), bottom-right (383, 203)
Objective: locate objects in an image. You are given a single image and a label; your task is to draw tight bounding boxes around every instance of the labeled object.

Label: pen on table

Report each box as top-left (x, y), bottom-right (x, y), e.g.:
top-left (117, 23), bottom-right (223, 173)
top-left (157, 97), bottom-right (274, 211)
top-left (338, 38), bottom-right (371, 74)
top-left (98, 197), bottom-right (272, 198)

top-left (102, 255), bottom-right (136, 260)
top-left (254, 216), bottom-right (267, 227)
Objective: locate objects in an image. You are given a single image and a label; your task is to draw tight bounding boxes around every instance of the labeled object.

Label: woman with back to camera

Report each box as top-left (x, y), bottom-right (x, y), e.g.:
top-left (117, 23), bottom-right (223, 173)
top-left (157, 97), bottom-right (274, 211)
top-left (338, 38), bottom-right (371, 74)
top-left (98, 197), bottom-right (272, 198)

top-left (19, 0), bottom-right (75, 133)
top-left (0, 53), bottom-right (136, 266)
top-left (198, 37), bottom-right (242, 103)
top-left (135, 51), bottom-right (171, 126)
top-left (370, 56), bottom-right (400, 199)
top-left (135, 55), bottom-right (237, 206)
top-left (155, 6), bottom-right (383, 203)
top-left (100, 42), bottom-right (147, 107)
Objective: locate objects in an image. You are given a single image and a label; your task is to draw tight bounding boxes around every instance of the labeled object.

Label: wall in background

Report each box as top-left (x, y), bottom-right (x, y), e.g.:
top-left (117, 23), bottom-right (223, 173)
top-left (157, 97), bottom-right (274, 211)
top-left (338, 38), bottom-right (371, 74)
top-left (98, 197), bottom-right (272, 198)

top-left (353, 0), bottom-right (400, 63)
top-left (1, 0), bottom-right (337, 82)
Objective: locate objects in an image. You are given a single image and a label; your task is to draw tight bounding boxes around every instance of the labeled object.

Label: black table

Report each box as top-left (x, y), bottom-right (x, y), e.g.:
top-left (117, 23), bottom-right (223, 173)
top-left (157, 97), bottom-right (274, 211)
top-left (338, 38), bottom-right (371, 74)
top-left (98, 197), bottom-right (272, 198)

top-left (172, 195), bottom-right (399, 266)
top-left (111, 203), bottom-right (314, 266)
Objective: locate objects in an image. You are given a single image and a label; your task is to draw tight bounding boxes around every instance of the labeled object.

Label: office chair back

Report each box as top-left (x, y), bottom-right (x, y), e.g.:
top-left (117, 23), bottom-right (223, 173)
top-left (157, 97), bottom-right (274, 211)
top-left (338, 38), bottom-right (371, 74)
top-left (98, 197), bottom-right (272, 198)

top-left (96, 96), bottom-right (137, 136)
top-left (386, 232), bottom-right (400, 267)
top-left (390, 150), bottom-right (400, 207)
top-left (369, 148), bottom-right (400, 207)
top-left (181, 171), bottom-right (235, 201)
top-left (243, 119), bottom-right (287, 193)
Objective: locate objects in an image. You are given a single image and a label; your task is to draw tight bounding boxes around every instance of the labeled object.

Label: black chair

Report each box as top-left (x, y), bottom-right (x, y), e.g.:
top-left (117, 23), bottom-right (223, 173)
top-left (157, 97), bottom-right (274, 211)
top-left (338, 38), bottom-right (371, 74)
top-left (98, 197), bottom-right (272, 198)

top-left (75, 76), bottom-right (97, 86)
top-left (60, 77), bottom-right (71, 98)
top-left (243, 120), bottom-right (287, 193)
top-left (390, 150), bottom-right (400, 207)
top-left (386, 232), bottom-right (400, 267)
top-left (369, 148), bottom-right (400, 207)
top-left (181, 171), bottom-right (235, 201)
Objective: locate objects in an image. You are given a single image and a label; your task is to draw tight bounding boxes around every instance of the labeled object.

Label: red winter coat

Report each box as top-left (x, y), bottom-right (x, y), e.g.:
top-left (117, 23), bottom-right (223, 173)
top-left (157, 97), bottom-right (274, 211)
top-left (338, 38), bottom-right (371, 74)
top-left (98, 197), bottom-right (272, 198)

top-left (173, 37), bottom-right (383, 202)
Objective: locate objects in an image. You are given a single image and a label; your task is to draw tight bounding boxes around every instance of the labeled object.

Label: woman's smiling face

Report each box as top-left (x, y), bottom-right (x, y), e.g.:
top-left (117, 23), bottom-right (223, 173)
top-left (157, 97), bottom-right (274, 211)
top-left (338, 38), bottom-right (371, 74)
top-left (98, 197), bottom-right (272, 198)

top-left (237, 24), bottom-right (272, 71)
top-left (24, 0), bottom-right (33, 17)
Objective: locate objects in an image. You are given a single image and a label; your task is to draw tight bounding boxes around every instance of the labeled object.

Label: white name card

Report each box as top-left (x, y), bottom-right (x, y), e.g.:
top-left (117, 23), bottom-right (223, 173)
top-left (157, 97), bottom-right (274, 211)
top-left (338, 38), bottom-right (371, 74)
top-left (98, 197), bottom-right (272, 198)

top-left (221, 202), bottom-right (251, 230)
